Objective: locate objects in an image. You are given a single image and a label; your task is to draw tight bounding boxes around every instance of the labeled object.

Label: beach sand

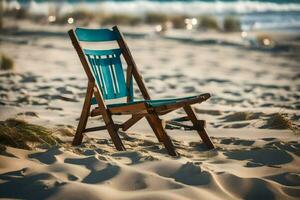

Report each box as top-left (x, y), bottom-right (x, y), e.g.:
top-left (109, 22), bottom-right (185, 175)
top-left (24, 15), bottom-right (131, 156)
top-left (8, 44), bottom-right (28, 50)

top-left (0, 20), bottom-right (299, 199)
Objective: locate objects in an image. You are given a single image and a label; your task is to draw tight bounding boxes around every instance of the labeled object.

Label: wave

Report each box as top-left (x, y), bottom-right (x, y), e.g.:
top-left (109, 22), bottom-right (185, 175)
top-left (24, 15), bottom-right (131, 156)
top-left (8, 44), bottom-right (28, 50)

top-left (5, 0), bottom-right (300, 15)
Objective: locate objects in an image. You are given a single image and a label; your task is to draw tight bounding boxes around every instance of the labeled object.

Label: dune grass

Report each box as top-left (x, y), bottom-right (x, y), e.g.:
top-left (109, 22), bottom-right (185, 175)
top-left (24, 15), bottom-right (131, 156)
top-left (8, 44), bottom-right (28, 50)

top-left (69, 10), bottom-right (95, 21)
top-left (169, 15), bottom-right (187, 29)
top-left (101, 14), bottom-right (142, 26)
top-left (0, 119), bottom-right (61, 150)
top-left (223, 112), bottom-right (298, 133)
top-left (256, 34), bottom-right (275, 48)
top-left (222, 111), bottom-right (258, 122)
top-left (144, 12), bottom-right (168, 24)
top-left (3, 6), bottom-right (243, 33)
top-left (4, 7), bottom-right (28, 19)
top-left (55, 9), bottom-right (96, 25)
top-left (0, 53), bottom-right (14, 70)
top-left (0, 2), bottom-right (3, 30)
top-left (198, 15), bottom-right (219, 30)
top-left (264, 113), bottom-right (294, 131)
top-left (223, 16), bottom-right (241, 32)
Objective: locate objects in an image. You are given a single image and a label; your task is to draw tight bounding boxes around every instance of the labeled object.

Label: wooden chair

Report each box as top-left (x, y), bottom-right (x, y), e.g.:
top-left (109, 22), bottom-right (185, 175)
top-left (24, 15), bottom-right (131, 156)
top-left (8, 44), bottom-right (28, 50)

top-left (68, 26), bottom-right (215, 156)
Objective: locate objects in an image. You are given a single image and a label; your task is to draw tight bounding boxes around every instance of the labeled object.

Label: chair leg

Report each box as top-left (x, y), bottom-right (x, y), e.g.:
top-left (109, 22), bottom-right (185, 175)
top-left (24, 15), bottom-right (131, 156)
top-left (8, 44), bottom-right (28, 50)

top-left (103, 112), bottom-right (126, 151)
top-left (146, 116), bottom-right (164, 142)
top-left (183, 105), bottom-right (215, 149)
top-left (72, 82), bottom-right (94, 146)
top-left (148, 114), bottom-right (177, 156)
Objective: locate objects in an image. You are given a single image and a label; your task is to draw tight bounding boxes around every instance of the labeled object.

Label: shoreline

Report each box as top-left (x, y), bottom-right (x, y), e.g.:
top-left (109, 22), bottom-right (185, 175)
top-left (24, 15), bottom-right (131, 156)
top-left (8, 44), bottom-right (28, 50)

top-left (2, 18), bottom-right (300, 50)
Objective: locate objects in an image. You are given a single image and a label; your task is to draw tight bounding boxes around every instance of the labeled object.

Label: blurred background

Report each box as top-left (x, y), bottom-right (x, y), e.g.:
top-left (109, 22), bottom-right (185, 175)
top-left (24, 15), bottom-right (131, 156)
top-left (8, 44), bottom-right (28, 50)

top-left (0, 0), bottom-right (299, 131)
top-left (1, 0), bottom-right (300, 34)
top-left (1, 0), bottom-right (300, 52)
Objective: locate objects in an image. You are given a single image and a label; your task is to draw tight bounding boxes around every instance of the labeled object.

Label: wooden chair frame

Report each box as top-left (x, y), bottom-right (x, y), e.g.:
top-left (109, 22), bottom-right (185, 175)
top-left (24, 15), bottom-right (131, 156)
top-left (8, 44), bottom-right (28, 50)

top-left (68, 26), bottom-right (214, 156)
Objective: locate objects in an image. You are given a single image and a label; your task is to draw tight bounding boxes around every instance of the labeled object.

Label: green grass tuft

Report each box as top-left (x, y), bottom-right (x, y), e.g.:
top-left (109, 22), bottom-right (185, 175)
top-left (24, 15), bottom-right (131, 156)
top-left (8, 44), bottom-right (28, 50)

top-left (0, 53), bottom-right (14, 70)
top-left (0, 119), bottom-right (61, 150)
top-left (223, 16), bottom-right (241, 32)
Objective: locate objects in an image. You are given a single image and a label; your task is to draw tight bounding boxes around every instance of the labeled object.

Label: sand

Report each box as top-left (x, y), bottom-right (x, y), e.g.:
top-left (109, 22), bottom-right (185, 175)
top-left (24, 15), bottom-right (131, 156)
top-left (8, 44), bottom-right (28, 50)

top-left (0, 19), bottom-right (299, 199)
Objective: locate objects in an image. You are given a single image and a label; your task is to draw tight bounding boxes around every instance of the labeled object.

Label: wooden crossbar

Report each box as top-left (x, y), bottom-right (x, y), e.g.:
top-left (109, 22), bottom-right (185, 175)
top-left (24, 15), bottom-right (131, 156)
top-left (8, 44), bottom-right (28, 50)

top-left (153, 94), bottom-right (210, 113)
top-left (84, 126), bottom-right (107, 133)
top-left (165, 119), bottom-right (206, 130)
top-left (121, 114), bottom-right (145, 131)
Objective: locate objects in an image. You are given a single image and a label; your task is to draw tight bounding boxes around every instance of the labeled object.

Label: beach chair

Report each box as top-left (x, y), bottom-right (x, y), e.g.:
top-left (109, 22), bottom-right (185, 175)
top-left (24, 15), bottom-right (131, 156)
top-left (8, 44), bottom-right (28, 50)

top-left (68, 26), bottom-right (214, 156)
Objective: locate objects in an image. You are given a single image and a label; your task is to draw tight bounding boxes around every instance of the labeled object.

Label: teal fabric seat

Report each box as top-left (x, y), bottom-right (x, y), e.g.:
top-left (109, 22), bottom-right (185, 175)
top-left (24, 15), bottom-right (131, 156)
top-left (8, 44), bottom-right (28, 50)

top-left (91, 95), bottom-right (199, 108)
top-left (76, 27), bottom-right (201, 110)
top-left (75, 28), bottom-right (134, 101)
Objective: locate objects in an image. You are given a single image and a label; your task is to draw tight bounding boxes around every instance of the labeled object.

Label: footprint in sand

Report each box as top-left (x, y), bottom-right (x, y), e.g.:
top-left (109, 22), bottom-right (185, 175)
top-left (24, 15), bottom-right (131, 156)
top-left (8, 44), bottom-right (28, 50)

top-left (223, 148), bottom-right (293, 167)
top-left (220, 112), bottom-right (262, 122)
top-left (194, 108), bottom-right (222, 116)
top-left (46, 106), bottom-right (63, 111)
top-left (220, 138), bottom-right (255, 146)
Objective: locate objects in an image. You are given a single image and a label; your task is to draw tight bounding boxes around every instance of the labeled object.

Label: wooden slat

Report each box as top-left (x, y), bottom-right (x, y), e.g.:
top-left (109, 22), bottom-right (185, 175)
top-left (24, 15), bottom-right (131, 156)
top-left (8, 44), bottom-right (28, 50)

top-left (126, 67), bottom-right (133, 102)
top-left (68, 29), bottom-right (94, 81)
top-left (113, 26), bottom-right (151, 100)
top-left (183, 105), bottom-right (215, 149)
top-left (72, 81), bottom-right (94, 145)
top-left (170, 116), bottom-right (190, 122)
top-left (91, 102), bottom-right (148, 116)
top-left (147, 113), bottom-right (178, 156)
top-left (121, 114), bottom-right (145, 131)
top-left (93, 87), bottom-right (126, 151)
top-left (113, 26), bottom-right (133, 102)
top-left (156, 108), bottom-right (176, 116)
top-left (165, 120), bottom-right (194, 130)
top-left (146, 115), bottom-right (164, 142)
top-left (110, 103), bottom-right (148, 115)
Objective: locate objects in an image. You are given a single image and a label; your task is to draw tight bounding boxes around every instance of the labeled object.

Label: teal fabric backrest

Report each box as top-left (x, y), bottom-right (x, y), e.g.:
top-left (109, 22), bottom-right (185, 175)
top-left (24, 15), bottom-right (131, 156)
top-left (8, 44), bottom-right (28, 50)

top-left (75, 28), bottom-right (133, 101)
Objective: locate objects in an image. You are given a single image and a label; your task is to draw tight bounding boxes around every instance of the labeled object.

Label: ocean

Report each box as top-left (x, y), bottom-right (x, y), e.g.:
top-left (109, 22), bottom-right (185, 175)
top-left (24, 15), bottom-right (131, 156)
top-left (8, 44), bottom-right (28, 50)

top-left (6, 0), bottom-right (300, 32)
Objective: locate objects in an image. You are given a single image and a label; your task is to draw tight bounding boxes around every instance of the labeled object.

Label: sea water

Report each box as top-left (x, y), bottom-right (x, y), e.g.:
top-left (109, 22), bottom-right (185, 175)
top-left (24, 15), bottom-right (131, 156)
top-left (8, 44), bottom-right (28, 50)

top-left (5, 0), bottom-right (300, 32)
